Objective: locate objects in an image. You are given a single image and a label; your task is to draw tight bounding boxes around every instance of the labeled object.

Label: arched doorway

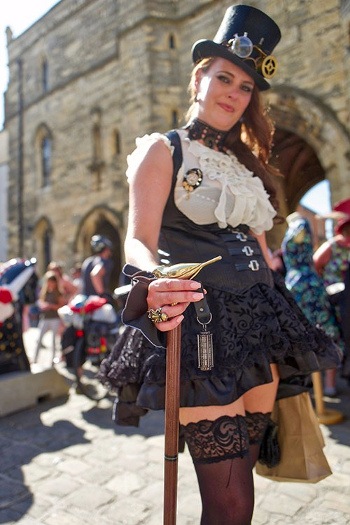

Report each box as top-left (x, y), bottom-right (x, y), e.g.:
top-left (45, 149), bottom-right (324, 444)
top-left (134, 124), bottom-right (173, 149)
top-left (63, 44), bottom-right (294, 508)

top-left (265, 87), bottom-right (350, 249)
top-left (33, 216), bottom-right (53, 275)
top-left (74, 206), bottom-right (123, 291)
top-left (267, 128), bottom-right (326, 249)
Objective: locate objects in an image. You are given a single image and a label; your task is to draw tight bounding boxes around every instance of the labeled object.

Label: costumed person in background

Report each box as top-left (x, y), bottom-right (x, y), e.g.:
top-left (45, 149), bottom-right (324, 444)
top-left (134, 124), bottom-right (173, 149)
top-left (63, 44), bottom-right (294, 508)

top-left (61, 236), bottom-right (114, 369)
top-left (282, 212), bottom-right (343, 396)
top-left (33, 271), bottom-right (66, 366)
top-left (81, 235), bottom-right (114, 303)
top-left (100, 6), bottom-right (341, 524)
top-left (314, 198), bottom-right (350, 386)
top-left (0, 258), bottom-right (37, 374)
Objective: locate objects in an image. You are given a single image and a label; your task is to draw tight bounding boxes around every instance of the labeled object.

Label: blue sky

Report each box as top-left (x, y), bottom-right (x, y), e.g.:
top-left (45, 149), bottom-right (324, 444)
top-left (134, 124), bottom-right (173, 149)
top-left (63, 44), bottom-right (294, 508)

top-left (0, 0), bottom-right (331, 216)
top-left (300, 180), bottom-right (331, 216)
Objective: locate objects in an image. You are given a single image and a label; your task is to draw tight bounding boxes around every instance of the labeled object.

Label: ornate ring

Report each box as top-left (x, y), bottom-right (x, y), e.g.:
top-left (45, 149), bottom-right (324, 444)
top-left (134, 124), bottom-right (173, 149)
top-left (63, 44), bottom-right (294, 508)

top-left (147, 307), bottom-right (169, 323)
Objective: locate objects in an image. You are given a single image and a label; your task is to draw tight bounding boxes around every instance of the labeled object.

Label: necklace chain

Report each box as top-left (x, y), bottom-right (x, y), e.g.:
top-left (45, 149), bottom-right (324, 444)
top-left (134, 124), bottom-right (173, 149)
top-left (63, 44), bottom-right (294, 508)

top-left (187, 118), bottom-right (229, 151)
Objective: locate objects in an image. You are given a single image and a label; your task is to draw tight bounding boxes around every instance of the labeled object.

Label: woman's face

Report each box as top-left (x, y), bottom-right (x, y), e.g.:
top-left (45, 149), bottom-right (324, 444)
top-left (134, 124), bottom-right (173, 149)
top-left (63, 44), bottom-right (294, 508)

top-left (195, 58), bottom-right (254, 131)
top-left (47, 278), bottom-right (57, 290)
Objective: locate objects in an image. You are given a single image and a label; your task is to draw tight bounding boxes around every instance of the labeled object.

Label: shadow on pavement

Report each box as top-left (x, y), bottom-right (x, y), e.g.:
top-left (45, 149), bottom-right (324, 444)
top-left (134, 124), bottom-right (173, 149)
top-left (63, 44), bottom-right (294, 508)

top-left (322, 377), bottom-right (350, 446)
top-left (0, 396), bottom-right (89, 523)
top-left (81, 399), bottom-right (165, 437)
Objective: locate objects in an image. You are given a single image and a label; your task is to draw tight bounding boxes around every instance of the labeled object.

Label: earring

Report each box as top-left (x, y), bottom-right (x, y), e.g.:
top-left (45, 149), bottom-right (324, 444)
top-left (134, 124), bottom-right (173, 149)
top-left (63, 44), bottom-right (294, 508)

top-left (194, 93), bottom-right (198, 102)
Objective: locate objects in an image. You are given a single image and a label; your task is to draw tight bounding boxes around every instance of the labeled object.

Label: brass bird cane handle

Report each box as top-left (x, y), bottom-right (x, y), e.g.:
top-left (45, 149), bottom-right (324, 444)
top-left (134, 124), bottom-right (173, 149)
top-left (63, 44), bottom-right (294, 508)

top-left (153, 256), bottom-right (222, 280)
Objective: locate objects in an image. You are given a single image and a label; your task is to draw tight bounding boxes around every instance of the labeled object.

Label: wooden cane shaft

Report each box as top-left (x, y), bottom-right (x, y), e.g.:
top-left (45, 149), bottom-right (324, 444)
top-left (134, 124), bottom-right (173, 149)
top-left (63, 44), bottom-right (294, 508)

top-left (163, 324), bottom-right (181, 525)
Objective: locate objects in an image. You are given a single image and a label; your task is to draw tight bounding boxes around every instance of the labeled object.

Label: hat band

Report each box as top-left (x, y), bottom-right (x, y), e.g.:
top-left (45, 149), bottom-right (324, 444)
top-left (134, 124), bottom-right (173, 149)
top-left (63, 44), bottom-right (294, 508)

top-left (223, 33), bottom-right (278, 79)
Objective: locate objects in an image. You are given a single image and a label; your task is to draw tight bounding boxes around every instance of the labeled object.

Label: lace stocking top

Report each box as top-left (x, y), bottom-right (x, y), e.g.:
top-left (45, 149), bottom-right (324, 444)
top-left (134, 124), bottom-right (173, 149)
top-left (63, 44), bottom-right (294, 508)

top-left (126, 130), bottom-right (276, 235)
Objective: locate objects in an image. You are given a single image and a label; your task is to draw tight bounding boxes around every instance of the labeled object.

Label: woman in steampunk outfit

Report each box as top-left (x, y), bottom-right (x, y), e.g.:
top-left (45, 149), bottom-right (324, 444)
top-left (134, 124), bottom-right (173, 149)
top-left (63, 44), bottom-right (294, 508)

top-left (101, 5), bottom-right (341, 524)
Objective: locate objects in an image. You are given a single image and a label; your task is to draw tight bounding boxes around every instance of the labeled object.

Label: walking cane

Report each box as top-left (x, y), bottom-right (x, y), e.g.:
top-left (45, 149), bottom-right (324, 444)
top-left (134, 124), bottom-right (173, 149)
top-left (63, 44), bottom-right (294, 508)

top-left (153, 256), bottom-right (222, 525)
top-left (163, 324), bottom-right (181, 525)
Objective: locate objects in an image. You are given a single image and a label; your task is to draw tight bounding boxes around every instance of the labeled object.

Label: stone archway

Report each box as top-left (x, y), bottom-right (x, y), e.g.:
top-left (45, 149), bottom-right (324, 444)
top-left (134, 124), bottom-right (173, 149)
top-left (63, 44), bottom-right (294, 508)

top-left (265, 86), bottom-right (350, 249)
top-left (33, 216), bottom-right (53, 275)
top-left (74, 206), bottom-right (123, 291)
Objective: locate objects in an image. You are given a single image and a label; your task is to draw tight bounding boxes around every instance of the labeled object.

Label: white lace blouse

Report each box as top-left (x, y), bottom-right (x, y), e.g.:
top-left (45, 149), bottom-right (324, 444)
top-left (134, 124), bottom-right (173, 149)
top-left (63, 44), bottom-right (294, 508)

top-left (126, 130), bottom-right (276, 235)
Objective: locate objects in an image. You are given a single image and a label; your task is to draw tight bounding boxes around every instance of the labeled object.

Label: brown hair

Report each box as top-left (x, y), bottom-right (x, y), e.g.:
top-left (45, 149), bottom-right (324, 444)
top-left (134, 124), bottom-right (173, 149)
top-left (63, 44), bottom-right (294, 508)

top-left (39, 271), bottom-right (63, 300)
top-left (187, 57), bottom-right (283, 223)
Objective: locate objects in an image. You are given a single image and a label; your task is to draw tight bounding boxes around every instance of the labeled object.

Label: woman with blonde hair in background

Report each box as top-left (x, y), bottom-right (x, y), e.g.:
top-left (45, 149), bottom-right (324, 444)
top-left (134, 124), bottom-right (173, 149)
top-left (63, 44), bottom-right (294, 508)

top-left (33, 271), bottom-right (65, 366)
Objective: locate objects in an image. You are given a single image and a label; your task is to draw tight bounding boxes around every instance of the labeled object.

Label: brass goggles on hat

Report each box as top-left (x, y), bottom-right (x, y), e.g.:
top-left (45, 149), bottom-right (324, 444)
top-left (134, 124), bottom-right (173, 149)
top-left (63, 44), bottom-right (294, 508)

top-left (226, 32), bottom-right (278, 79)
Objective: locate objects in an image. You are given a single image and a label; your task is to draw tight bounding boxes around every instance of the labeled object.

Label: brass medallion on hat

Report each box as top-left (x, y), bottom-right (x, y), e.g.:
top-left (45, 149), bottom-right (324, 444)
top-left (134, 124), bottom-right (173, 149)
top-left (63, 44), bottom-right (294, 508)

top-left (192, 4), bottom-right (281, 91)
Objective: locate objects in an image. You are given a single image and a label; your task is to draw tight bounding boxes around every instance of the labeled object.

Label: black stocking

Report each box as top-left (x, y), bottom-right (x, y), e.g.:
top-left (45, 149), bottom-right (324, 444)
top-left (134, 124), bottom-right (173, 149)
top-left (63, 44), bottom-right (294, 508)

top-left (181, 415), bottom-right (253, 525)
top-left (245, 411), bottom-right (272, 467)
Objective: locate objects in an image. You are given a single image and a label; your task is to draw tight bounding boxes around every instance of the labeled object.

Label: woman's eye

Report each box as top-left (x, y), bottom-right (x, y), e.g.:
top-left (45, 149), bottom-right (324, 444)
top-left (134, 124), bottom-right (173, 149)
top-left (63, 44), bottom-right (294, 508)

top-left (217, 74), bottom-right (230, 84)
top-left (241, 84), bottom-right (253, 93)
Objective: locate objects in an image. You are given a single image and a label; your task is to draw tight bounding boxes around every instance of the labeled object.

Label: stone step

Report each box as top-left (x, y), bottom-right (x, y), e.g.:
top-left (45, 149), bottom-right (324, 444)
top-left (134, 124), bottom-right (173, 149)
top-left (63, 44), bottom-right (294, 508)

top-left (0, 367), bottom-right (70, 417)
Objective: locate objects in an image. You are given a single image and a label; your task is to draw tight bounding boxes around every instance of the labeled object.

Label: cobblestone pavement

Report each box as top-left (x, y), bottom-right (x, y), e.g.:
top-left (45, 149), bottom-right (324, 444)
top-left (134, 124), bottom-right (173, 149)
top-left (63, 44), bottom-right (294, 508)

top-left (0, 327), bottom-right (350, 524)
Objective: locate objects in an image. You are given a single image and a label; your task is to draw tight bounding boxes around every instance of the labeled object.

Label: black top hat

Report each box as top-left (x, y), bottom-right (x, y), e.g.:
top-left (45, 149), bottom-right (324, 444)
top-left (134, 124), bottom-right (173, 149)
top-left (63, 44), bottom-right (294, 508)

top-left (192, 5), bottom-right (281, 91)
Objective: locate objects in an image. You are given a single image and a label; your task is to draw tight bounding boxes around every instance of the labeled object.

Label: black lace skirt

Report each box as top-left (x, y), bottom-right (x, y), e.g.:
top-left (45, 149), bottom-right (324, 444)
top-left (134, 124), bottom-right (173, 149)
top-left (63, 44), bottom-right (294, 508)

top-left (99, 272), bottom-right (341, 421)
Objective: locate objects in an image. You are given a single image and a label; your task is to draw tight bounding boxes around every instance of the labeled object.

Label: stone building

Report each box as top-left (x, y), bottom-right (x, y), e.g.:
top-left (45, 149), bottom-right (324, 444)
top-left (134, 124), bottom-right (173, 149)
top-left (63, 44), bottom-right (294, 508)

top-left (0, 129), bottom-right (9, 262)
top-left (4, 0), bottom-right (350, 283)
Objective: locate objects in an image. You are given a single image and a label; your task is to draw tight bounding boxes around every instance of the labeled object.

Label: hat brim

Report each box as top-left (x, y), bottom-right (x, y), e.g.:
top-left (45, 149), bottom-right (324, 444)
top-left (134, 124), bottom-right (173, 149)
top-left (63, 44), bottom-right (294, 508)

top-left (192, 39), bottom-right (270, 91)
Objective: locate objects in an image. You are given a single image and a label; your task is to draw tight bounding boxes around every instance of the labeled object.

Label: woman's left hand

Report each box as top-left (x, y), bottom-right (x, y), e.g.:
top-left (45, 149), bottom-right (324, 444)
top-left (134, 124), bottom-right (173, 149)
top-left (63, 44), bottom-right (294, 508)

top-left (146, 278), bottom-right (204, 332)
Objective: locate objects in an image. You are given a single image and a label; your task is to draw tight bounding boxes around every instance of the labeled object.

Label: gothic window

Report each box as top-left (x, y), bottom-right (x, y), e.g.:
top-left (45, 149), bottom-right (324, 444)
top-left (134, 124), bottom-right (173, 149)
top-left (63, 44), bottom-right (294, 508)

top-left (42, 58), bottom-right (49, 93)
top-left (34, 217), bottom-right (53, 274)
top-left (35, 125), bottom-right (53, 188)
top-left (43, 228), bottom-right (51, 267)
top-left (169, 34), bottom-right (176, 49)
top-left (171, 110), bottom-right (178, 128)
top-left (41, 136), bottom-right (52, 187)
top-left (113, 129), bottom-right (121, 155)
top-left (89, 107), bottom-right (104, 189)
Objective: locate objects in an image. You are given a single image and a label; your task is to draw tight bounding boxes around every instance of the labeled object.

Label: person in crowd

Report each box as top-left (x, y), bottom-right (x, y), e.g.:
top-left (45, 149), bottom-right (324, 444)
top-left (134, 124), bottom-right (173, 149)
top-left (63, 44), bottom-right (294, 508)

top-left (314, 198), bottom-right (350, 386)
top-left (70, 262), bottom-right (83, 294)
top-left (81, 235), bottom-right (114, 301)
top-left (269, 247), bottom-right (286, 277)
top-left (282, 212), bottom-right (343, 396)
top-left (47, 261), bottom-right (78, 303)
top-left (33, 271), bottom-right (65, 366)
top-left (46, 261), bottom-right (78, 340)
top-left (100, 6), bottom-right (341, 524)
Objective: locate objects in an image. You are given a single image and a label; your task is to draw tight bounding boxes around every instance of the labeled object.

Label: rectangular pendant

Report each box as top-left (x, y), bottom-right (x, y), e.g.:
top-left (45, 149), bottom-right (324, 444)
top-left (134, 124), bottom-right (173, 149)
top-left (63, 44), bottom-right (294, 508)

top-left (197, 330), bottom-right (214, 371)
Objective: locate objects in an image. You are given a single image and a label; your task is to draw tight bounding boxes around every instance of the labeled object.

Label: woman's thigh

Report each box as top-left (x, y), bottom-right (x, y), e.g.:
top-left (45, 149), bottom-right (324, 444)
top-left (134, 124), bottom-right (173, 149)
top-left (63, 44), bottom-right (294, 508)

top-left (179, 364), bottom-right (279, 425)
top-left (242, 363), bottom-right (279, 414)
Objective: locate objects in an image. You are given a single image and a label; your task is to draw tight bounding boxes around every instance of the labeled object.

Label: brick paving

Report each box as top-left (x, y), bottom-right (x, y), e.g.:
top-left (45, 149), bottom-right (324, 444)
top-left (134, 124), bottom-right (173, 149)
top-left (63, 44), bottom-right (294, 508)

top-left (0, 327), bottom-right (349, 524)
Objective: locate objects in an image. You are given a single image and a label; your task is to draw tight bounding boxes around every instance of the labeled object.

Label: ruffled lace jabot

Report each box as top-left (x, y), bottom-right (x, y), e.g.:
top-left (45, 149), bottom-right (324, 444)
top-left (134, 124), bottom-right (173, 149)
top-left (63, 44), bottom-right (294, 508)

top-left (174, 133), bottom-right (276, 235)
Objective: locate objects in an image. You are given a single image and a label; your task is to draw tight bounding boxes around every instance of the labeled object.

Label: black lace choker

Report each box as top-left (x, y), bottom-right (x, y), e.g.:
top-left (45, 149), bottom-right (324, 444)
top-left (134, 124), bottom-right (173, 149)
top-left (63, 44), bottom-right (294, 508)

top-left (186, 118), bottom-right (229, 151)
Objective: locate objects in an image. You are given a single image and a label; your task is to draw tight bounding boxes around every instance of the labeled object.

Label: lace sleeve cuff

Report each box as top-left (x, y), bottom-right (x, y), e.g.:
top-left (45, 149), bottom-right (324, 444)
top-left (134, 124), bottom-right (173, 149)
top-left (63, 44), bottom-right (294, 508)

top-left (121, 264), bottom-right (166, 348)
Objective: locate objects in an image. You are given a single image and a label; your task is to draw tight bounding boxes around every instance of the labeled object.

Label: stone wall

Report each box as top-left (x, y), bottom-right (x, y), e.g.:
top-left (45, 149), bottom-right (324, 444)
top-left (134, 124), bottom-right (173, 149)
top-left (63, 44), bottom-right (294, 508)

top-left (4, 0), bottom-right (350, 274)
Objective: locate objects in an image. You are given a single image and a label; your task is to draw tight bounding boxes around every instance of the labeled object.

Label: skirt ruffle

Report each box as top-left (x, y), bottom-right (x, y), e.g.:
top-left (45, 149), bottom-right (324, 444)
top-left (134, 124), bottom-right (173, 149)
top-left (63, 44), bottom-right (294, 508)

top-left (99, 272), bottom-right (341, 420)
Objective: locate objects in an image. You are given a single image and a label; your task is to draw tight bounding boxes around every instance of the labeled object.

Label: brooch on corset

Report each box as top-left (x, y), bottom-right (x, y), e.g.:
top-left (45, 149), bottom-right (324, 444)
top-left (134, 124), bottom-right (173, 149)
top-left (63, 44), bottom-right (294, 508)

top-left (182, 168), bottom-right (203, 199)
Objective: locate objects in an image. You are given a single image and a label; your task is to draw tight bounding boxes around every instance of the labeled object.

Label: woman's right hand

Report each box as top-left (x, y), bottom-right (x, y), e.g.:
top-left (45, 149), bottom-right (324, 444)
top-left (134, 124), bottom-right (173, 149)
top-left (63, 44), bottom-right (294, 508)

top-left (147, 278), bottom-right (205, 331)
